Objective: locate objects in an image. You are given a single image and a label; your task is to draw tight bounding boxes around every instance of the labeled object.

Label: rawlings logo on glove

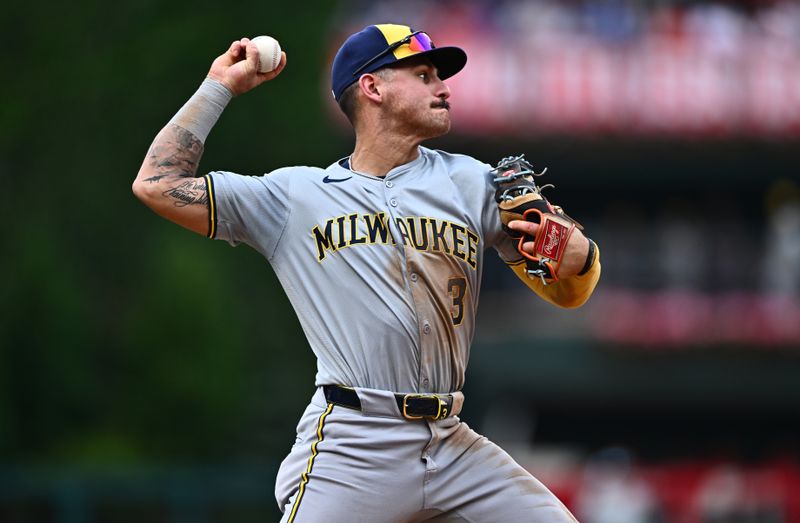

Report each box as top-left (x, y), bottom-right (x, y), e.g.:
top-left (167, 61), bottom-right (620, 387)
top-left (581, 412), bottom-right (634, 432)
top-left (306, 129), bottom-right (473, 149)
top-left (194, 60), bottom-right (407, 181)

top-left (491, 154), bottom-right (584, 284)
top-left (538, 220), bottom-right (569, 259)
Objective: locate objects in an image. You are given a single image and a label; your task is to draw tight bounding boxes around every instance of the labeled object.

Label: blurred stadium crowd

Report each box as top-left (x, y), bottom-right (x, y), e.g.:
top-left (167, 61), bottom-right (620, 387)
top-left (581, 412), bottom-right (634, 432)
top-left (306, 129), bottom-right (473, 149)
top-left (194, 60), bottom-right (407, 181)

top-left (336, 0), bottom-right (800, 136)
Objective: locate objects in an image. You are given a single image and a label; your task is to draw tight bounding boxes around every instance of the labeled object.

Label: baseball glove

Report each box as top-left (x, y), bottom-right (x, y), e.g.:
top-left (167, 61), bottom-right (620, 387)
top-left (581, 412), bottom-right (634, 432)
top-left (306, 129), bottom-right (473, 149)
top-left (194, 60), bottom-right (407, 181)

top-left (491, 154), bottom-right (583, 284)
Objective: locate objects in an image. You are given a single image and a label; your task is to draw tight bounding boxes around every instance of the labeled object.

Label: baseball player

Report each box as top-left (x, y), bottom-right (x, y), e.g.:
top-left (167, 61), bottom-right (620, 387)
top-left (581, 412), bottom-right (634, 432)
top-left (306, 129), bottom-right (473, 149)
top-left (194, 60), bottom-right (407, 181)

top-left (133, 24), bottom-right (600, 522)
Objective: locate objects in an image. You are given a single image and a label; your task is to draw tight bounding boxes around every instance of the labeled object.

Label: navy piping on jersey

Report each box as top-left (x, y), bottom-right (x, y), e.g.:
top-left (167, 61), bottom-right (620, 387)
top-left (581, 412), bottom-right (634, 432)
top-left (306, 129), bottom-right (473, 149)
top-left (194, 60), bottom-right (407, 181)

top-left (205, 174), bottom-right (217, 239)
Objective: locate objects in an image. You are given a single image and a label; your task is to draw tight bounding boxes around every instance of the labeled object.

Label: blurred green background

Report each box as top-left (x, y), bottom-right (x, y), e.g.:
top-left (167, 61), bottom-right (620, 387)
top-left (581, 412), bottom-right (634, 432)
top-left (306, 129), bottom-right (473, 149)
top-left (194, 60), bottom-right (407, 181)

top-left (2, 0), bottom-right (800, 522)
top-left (2, 1), bottom-right (342, 519)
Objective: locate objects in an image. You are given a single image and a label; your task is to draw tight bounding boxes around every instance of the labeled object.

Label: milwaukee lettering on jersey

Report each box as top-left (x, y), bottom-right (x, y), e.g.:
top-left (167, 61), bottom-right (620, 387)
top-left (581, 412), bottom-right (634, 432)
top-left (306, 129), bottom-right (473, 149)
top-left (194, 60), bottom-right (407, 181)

top-left (312, 213), bottom-right (479, 269)
top-left (535, 219), bottom-right (568, 259)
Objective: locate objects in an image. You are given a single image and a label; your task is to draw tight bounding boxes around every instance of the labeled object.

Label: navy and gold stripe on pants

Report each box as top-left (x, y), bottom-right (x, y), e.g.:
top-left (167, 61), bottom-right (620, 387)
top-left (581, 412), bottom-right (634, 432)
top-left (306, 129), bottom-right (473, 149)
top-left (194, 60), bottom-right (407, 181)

top-left (287, 403), bottom-right (334, 523)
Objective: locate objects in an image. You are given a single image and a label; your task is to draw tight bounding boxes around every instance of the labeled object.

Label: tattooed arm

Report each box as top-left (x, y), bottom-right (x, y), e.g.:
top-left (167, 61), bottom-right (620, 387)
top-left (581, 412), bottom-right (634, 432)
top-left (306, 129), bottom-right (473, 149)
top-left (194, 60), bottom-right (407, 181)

top-left (132, 125), bottom-right (210, 234)
top-left (132, 37), bottom-right (287, 235)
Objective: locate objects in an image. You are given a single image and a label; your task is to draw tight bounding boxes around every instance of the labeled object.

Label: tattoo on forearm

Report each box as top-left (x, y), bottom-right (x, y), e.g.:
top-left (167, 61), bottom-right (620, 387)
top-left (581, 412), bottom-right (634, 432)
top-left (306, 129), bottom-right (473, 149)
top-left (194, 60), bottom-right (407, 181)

top-left (162, 179), bottom-right (209, 207)
top-left (146, 125), bottom-right (205, 180)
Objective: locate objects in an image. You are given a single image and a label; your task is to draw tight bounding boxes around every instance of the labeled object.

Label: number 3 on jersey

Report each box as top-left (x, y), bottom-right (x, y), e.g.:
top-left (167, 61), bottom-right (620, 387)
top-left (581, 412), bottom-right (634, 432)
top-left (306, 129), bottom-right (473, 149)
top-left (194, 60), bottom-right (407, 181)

top-left (448, 277), bottom-right (467, 326)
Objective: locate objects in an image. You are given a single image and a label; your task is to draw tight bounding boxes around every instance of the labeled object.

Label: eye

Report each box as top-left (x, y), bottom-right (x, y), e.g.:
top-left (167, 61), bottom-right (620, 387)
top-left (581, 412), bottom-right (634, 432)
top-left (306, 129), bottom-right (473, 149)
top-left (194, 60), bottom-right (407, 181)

top-left (418, 72), bottom-right (429, 82)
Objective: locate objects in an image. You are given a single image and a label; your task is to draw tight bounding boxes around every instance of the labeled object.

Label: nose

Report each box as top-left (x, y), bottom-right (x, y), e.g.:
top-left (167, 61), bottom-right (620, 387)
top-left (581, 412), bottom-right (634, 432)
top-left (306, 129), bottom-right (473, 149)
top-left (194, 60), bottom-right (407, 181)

top-left (433, 69), bottom-right (450, 100)
top-left (433, 75), bottom-right (450, 100)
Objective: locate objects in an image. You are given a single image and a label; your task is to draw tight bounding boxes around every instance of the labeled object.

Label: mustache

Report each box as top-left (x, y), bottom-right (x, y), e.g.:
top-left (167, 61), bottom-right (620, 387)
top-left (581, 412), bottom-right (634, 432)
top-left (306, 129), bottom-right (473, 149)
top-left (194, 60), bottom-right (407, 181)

top-left (432, 99), bottom-right (451, 110)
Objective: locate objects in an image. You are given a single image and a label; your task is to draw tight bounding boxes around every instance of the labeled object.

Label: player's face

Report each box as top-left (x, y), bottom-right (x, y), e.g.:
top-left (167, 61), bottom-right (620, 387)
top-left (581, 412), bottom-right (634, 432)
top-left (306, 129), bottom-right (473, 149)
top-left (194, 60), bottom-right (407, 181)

top-left (381, 58), bottom-right (452, 139)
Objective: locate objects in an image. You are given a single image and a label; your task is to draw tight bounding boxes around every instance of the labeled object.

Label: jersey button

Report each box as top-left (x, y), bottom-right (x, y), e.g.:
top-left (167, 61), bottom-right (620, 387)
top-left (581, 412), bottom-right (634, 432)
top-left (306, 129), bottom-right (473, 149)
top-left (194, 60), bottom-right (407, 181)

top-left (385, 180), bottom-right (394, 188)
top-left (390, 198), bottom-right (398, 207)
top-left (410, 273), bottom-right (418, 282)
top-left (423, 323), bottom-right (431, 335)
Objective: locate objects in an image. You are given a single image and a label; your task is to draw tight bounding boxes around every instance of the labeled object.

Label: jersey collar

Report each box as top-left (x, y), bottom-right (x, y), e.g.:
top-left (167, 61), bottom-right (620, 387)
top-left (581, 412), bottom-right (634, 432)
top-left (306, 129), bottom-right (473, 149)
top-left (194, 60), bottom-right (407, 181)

top-left (335, 147), bottom-right (427, 180)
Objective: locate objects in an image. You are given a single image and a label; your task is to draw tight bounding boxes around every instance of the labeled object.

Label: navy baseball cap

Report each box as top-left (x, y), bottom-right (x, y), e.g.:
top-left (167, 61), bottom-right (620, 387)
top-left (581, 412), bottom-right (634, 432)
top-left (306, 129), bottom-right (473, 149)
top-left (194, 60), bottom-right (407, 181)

top-left (331, 24), bottom-right (467, 101)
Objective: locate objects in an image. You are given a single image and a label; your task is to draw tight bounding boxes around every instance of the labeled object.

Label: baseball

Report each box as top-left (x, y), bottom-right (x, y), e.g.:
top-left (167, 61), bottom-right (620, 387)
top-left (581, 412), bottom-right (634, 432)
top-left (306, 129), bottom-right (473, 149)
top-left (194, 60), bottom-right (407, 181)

top-left (252, 35), bottom-right (281, 73)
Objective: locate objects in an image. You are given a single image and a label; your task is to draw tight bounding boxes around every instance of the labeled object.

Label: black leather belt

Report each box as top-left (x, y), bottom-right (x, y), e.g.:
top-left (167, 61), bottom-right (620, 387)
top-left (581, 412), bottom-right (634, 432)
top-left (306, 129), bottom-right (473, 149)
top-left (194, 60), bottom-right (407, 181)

top-left (323, 384), bottom-right (454, 420)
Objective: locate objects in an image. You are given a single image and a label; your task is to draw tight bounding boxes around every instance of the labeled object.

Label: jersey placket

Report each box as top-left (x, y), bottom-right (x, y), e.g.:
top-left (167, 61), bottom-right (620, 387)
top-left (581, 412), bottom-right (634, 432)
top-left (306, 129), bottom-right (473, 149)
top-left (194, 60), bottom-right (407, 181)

top-left (381, 173), bottom-right (436, 392)
top-left (390, 173), bottom-right (460, 393)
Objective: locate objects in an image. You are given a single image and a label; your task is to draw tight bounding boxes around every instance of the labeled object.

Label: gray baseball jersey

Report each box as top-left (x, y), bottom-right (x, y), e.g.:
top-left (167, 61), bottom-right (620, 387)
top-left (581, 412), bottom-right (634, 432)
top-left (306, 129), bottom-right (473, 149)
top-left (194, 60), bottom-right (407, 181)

top-left (206, 146), bottom-right (519, 394)
top-left (205, 146), bottom-right (580, 522)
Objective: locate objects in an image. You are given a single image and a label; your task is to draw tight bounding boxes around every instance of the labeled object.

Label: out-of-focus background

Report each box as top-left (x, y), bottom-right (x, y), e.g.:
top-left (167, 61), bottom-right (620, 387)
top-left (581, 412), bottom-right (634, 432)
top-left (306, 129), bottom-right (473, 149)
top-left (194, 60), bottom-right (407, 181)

top-left (2, 0), bottom-right (799, 521)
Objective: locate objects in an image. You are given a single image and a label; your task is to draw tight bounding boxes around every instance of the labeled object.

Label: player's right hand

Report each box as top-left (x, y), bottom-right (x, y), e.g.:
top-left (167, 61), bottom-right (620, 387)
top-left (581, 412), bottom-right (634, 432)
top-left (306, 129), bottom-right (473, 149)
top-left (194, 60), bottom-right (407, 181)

top-left (207, 38), bottom-right (287, 96)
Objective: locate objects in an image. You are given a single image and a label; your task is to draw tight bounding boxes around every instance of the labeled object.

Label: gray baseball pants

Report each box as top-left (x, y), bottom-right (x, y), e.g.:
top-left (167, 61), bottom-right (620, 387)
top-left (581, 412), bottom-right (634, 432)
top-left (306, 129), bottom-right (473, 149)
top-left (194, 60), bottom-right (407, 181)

top-left (275, 387), bottom-right (578, 523)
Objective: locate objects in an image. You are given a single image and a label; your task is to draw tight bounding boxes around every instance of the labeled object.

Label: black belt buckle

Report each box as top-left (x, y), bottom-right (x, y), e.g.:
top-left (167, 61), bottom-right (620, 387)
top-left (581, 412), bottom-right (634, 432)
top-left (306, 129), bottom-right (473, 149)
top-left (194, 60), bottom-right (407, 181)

top-left (401, 393), bottom-right (449, 420)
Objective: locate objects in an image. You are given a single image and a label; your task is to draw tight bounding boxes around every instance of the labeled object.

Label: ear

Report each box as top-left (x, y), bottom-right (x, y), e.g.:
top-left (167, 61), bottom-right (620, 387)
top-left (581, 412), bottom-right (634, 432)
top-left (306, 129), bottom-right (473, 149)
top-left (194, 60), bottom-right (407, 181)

top-left (357, 73), bottom-right (385, 104)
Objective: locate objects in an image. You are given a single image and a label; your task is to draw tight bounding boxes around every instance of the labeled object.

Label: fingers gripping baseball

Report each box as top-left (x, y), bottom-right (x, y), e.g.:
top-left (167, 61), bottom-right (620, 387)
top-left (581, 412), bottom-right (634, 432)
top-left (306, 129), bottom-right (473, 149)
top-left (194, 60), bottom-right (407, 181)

top-left (207, 38), bottom-right (287, 95)
top-left (508, 220), bottom-right (590, 280)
